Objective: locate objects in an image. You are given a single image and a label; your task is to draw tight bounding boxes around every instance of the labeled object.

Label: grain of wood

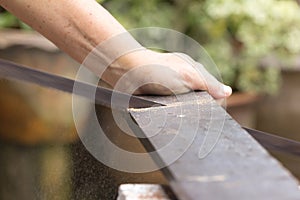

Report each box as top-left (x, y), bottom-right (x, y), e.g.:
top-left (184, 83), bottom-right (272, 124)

top-left (128, 92), bottom-right (300, 200)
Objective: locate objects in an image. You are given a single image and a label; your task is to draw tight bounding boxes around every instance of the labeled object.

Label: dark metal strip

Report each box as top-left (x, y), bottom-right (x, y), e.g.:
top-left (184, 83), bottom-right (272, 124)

top-left (0, 58), bottom-right (163, 109)
top-left (244, 127), bottom-right (300, 157)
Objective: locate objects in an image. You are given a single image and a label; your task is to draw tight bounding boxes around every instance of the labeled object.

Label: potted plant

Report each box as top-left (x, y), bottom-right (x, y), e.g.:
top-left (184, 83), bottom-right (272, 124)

top-left (196, 0), bottom-right (300, 126)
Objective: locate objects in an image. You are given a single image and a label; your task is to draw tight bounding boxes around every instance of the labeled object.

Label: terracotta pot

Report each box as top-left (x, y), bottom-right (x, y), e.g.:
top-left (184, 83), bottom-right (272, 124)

top-left (0, 29), bottom-right (81, 144)
top-left (226, 92), bottom-right (260, 128)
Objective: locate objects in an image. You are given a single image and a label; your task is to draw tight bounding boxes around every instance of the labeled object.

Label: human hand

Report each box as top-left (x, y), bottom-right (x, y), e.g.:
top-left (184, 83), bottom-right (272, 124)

top-left (102, 49), bottom-right (232, 99)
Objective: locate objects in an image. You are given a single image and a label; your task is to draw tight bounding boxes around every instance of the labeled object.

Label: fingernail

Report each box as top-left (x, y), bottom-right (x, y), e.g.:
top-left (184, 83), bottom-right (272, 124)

top-left (223, 85), bottom-right (232, 97)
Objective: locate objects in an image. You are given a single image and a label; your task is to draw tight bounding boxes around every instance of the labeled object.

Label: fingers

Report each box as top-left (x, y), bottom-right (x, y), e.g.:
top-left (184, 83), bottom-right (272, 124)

top-left (158, 53), bottom-right (232, 99)
top-left (193, 62), bottom-right (232, 99)
top-left (113, 64), bottom-right (191, 95)
top-left (208, 83), bottom-right (232, 99)
top-left (110, 50), bottom-right (232, 99)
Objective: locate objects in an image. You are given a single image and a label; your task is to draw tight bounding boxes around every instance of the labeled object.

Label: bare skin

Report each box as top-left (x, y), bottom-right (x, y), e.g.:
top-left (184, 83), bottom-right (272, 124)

top-left (0, 0), bottom-right (232, 98)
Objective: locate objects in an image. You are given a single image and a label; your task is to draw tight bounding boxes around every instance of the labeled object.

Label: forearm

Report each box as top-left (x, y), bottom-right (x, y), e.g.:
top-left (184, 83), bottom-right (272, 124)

top-left (0, 0), bottom-right (127, 63)
top-left (0, 0), bottom-right (232, 98)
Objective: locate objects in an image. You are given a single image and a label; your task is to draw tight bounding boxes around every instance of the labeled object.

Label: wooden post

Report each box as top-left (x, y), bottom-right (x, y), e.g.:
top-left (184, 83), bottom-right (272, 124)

top-left (128, 92), bottom-right (300, 200)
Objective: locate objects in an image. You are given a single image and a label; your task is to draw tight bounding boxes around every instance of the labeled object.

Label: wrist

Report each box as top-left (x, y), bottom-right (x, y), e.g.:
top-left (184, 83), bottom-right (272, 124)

top-left (101, 49), bottom-right (151, 87)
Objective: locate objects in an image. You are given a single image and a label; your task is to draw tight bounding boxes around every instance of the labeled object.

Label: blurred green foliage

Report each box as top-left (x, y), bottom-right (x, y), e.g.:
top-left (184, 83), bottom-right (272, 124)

top-left (0, 7), bottom-right (31, 30)
top-left (103, 0), bottom-right (300, 94)
top-left (1, 0), bottom-right (300, 94)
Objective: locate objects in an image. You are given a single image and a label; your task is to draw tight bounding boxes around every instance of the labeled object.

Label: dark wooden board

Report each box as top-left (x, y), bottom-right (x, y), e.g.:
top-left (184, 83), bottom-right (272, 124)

top-left (128, 92), bottom-right (300, 200)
